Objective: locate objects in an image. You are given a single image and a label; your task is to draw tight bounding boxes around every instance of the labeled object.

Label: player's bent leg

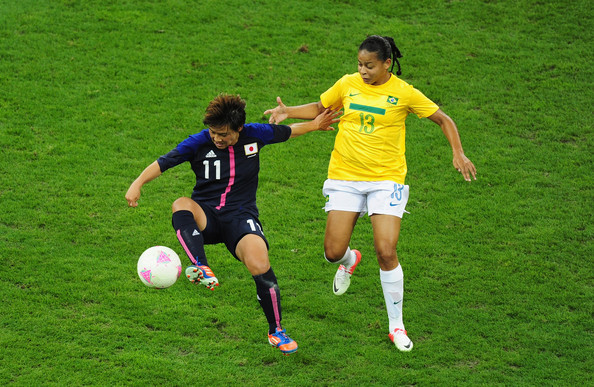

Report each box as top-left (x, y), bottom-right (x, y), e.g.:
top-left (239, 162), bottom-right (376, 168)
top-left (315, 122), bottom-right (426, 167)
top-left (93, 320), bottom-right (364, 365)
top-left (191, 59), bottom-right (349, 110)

top-left (237, 234), bottom-right (298, 355)
top-left (171, 198), bottom-right (218, 290)
top-left (323, 210), bottom-right (358, 262)
top-left (173, 209), bottom-right (210, 267)
top-left (324, 211), bottom-right (361, 295)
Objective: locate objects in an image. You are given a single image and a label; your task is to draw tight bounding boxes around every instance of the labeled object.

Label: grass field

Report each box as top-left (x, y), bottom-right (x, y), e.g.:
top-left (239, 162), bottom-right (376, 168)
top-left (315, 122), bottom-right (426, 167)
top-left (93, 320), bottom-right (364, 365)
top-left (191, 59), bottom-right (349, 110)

top-left (1, 0), bottom-right (592, 385)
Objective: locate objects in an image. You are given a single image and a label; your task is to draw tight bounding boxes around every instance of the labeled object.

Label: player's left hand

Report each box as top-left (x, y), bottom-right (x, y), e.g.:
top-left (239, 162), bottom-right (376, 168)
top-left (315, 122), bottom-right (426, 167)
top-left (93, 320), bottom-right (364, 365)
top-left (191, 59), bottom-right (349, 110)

top-left (453, 153), bottom-right (477, 181)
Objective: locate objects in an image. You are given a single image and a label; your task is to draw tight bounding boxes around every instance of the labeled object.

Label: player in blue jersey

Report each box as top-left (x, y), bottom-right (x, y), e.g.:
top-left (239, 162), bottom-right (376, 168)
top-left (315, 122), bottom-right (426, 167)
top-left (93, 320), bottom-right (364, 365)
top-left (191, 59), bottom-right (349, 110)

top-left (126, 94), bottom-right (339, 355)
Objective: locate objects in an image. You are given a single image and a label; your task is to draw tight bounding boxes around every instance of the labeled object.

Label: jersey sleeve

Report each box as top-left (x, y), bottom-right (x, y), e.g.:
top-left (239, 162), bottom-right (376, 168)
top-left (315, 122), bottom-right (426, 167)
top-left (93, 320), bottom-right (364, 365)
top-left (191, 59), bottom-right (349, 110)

top-left (406, 87), bottom-right (439, 118)
top-left (157, 130), bottom-right (211, 172)
top-left (242, 123), bottom-right (291, 145)
top-left (320, 76), bottom-right (346, 110)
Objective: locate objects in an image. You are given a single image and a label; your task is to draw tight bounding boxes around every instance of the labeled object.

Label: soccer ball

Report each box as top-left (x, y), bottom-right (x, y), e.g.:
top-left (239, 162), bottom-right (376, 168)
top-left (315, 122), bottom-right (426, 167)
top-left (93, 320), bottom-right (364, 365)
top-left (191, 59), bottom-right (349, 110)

top-left (137, 246), bottom-right (182, 289)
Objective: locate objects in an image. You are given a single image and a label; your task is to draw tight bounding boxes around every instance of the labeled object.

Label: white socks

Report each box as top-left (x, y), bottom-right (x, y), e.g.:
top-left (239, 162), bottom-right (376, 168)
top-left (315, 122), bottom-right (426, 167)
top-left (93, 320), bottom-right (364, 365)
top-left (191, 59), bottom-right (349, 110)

top-left (380, 265), bottom-right (405, 332)
top-left (325, 247), bottom-right (355, 267)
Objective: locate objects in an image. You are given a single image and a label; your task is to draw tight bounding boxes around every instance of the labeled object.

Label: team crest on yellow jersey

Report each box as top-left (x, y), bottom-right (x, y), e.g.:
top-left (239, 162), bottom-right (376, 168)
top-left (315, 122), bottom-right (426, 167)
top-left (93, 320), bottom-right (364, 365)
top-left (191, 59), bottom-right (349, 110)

top-left (387, 96), bottom-right (399, 105)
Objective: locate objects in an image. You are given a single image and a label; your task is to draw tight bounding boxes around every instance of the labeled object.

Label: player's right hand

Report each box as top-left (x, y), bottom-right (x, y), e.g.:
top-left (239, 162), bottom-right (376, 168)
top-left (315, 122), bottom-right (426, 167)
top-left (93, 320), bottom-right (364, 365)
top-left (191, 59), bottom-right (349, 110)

top-left (315, 108), bottom-right (341, 131)
top-left (263, 96), bottom-right (288, 124)
top-left (125, 185), bottom-right (141, 207)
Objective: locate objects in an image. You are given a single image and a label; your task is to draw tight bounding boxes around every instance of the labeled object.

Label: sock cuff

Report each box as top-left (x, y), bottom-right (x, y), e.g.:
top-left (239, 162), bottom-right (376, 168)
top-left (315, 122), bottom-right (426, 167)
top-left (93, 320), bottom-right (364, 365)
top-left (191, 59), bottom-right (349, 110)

top-left (380, 264), bottom-right (403, 282)
top-left (172, 210), bottom-right (195, 229)
top-left (325, 247), bottom-right (352, 265)
top-left (253, 267), bottom-right (277, 287)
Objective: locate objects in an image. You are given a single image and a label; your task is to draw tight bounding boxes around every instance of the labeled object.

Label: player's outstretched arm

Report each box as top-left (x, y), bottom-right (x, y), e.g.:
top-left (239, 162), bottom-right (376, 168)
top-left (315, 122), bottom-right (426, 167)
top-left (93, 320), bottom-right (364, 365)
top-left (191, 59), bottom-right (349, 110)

top-left (428, 109), bottom-right (477, 182)
top-left (125, 161), bottom-right (162, 207)
top-left (288, 108), bottom-right (341, 138)
top-left (264, 97), bottom-right (326, 124)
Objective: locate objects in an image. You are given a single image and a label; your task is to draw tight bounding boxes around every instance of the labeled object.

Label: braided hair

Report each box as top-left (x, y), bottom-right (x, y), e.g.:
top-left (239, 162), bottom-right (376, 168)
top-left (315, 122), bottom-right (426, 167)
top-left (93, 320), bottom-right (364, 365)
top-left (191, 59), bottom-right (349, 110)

top-left (358, 35), bottom-right (403, 76)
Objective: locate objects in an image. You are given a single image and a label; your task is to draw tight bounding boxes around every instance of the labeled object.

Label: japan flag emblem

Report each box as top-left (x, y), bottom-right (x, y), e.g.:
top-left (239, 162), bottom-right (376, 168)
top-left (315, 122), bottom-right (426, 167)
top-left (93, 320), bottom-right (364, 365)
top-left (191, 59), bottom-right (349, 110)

top-left (244, 142), bottom-right (258, 156)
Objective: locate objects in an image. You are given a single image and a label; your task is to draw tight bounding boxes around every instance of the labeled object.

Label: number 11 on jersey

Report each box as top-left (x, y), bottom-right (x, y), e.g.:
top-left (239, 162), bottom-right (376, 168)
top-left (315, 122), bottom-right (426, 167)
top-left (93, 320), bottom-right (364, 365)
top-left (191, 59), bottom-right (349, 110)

top-left (203, 160), bottom-right (221, 180)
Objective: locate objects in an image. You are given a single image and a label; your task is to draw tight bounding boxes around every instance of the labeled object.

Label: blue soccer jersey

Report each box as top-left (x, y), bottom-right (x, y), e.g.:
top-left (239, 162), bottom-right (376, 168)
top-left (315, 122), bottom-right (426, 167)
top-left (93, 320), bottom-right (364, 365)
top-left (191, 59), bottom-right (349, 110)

top-left (157, 123), bottom-right (292, 216)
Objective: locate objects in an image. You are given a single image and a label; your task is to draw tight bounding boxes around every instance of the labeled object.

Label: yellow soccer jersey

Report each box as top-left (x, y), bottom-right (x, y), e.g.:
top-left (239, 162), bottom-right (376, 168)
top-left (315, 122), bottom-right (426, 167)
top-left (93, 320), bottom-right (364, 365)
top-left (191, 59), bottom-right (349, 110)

top-left (320, 73), bottom-right (439, 183)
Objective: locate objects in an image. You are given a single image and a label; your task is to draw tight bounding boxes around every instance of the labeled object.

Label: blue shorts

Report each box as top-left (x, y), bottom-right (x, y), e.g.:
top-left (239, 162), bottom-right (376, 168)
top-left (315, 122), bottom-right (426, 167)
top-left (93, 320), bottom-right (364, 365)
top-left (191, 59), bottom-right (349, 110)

top-left (200, 204), bottom-right (268, 259)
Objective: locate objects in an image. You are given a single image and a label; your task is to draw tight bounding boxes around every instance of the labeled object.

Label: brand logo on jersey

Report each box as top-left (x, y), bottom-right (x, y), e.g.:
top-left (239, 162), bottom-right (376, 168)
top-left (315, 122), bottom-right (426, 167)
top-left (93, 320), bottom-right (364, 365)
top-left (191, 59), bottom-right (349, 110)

top-left (192, 229), bottom-right (200, 236)
top-left (244, 143), bottom-right (258, 157)
top-left (349, 92), bottom-right (361, 97)
top-left (387, 96), bottom-right (399, 105)
top-left (205, 150), bottom-right (217, 158)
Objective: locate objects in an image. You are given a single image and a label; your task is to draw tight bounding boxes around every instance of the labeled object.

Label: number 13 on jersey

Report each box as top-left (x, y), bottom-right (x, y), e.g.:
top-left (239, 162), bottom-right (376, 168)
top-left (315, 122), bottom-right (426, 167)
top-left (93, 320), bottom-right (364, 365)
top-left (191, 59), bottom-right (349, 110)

top-left (359, 113), bottom-right (375, 134)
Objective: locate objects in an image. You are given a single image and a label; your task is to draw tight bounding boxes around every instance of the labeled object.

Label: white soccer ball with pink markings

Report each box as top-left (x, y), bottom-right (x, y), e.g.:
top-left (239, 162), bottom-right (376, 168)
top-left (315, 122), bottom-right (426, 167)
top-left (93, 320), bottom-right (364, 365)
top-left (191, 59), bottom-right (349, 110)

top-left (137, 246), bottom-right (182, 289)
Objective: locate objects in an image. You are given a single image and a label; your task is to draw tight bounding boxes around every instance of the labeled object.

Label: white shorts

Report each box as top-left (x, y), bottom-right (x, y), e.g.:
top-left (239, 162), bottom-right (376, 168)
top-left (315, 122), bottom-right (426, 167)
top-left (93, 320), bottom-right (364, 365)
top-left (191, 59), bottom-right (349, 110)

top-left (323, 179), bottom-right (410, 218)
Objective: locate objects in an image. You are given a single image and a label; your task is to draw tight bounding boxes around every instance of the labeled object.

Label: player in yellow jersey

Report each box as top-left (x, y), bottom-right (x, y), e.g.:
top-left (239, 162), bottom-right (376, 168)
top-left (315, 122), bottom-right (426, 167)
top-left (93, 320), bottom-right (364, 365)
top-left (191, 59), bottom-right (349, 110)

top-left (264, 35), bottom-right (476, 352)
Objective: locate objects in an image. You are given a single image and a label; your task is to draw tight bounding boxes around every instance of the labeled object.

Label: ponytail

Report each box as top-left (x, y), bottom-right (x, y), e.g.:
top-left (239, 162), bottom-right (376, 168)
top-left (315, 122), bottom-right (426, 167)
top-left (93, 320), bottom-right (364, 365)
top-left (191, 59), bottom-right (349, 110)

top-left (382, 36), bottom-right (403, 76)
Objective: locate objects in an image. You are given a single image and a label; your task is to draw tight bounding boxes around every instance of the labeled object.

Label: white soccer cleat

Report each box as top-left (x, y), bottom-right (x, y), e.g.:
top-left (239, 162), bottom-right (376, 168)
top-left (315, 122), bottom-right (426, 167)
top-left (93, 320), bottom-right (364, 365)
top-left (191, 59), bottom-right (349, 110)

top-left (389, 328), bottom-right (413, 352)
top-left (332, 249), bottom-right (362, 295)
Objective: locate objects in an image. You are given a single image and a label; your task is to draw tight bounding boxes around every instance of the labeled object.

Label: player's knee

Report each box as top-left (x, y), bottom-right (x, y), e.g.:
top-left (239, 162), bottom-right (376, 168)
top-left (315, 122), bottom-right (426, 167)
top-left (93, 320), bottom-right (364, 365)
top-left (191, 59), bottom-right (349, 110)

top-left (171, 197), bottom-right (193, 212)
top-left (244, 257), bottom-right (271, 276)
top-left (375, 247), bottom-right (398, 267)
top-left (324, 247), bottom-right (346, 263)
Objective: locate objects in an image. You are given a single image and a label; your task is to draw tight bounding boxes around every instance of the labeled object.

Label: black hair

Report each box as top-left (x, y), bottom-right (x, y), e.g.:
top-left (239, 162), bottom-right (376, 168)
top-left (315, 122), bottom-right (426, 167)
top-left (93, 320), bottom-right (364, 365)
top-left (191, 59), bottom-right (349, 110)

top-left (202, 94), bottom-right (246, 132)
top-left (359, 35), bottom-right (403, 76)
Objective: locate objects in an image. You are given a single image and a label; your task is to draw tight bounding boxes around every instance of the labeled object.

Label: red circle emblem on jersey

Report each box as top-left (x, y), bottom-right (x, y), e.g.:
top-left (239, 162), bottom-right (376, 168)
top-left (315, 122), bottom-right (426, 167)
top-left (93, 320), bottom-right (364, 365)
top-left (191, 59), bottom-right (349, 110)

top-left (249, 146), bottom-right (254, 152)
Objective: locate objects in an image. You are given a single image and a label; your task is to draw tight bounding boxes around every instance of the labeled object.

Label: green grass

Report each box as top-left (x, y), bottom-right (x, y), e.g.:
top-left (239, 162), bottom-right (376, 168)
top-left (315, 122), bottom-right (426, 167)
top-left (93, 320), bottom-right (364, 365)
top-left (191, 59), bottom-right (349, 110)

top-left (1, 0), bottom-right (592, 385)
